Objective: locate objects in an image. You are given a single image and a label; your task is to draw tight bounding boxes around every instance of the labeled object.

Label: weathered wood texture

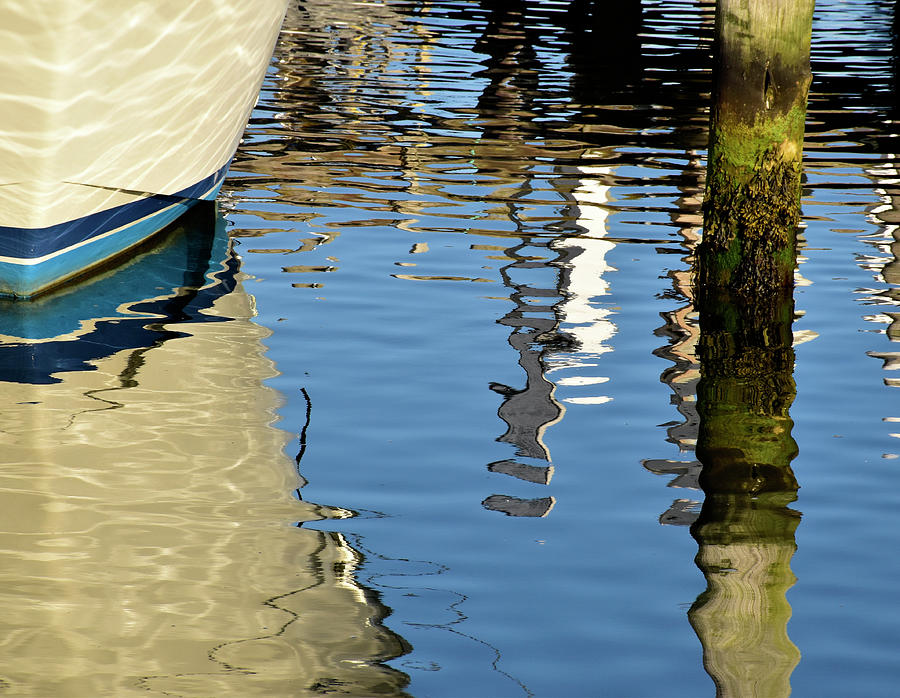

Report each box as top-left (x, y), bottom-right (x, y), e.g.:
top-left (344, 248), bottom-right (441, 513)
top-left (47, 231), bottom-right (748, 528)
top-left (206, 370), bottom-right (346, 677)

top-left (697, 0), bottom-right (815, 298)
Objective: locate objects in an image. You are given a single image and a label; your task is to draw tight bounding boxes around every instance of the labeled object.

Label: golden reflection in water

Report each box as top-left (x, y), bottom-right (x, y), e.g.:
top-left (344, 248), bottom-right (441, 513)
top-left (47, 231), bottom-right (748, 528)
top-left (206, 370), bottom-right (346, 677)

top-left (689, 491), bottom-right (800, 698)
top-left (0, 264), bottom-right (409, 695)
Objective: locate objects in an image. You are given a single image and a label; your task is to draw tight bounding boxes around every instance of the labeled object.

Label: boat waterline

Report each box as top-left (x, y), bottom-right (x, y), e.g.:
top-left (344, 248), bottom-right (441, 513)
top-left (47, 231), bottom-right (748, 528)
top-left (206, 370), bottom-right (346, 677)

top-left (0, 169), bottom-right (226, 298)
top-left (0, 0), bottom-right (288, 298)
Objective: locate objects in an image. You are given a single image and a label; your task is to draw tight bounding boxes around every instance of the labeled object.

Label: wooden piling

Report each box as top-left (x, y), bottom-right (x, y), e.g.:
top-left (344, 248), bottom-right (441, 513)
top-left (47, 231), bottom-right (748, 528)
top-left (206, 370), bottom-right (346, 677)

top-left (697, 0), bottom-right (815, 298)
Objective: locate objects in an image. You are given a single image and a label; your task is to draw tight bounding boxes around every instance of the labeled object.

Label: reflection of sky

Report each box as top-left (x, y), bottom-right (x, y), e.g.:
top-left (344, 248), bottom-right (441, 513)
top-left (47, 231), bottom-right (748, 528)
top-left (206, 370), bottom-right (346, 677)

top-left (223, 1), bottom-right (900, 696)
top-left (2, 0), bottom-right (900, 695)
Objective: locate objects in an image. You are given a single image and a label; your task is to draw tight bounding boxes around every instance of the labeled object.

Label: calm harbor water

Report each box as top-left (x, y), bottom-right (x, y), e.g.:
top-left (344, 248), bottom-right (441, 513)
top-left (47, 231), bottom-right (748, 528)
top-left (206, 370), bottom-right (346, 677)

top-left (1, 0), bottom-right (899, 695)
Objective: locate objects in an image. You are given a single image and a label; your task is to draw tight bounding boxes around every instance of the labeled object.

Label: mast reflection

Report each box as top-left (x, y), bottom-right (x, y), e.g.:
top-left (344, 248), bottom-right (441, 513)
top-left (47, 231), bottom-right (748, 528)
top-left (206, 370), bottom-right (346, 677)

top-left (863, 161), bottom-right (900, 393)
top-left (472, 0), bottom-right (635, 517)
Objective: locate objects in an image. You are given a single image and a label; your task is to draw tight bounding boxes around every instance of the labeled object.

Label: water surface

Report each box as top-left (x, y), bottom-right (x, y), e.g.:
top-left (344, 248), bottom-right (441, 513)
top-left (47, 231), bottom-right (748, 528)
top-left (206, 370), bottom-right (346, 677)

top-left (1, 0), bottom-right (899, 695)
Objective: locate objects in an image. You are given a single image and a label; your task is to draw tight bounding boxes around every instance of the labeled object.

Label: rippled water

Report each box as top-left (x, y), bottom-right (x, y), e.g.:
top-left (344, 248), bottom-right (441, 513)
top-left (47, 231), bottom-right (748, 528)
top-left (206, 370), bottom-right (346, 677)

top-left (2, 0), bottom-right (899, 695)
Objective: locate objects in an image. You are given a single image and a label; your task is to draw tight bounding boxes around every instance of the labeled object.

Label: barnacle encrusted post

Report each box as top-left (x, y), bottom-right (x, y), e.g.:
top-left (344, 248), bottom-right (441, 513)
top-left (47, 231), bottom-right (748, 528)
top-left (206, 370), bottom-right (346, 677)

top-left (696, 0), bottom-right (815, 299)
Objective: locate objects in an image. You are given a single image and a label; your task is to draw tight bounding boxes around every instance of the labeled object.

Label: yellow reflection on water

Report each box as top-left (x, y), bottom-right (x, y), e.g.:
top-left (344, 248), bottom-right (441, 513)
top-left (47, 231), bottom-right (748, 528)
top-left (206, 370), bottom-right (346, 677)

top-left (0, 269), bottom-right (409, 695)
top-left (689, 491), bottom-right (801, 698)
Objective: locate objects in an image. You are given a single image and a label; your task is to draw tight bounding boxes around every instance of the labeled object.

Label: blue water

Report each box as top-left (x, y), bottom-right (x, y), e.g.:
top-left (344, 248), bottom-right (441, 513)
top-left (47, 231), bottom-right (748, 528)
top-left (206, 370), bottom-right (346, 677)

top-left (227, 1), bottom-right (900, 695)
top-left (2, 0), bottom-right (900, 695)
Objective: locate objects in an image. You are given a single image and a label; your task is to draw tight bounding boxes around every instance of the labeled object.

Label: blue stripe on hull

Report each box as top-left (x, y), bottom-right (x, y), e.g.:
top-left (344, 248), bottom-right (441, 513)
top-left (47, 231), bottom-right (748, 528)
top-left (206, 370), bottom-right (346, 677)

top-left (0, 166), bottom-right (228, 298)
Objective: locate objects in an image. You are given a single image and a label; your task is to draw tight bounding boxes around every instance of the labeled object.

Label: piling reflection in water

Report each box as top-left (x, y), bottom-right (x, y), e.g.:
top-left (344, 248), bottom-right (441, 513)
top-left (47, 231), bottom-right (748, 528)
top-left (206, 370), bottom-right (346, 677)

top-left (0, 211), bottom-right (410, 695)
top-left (645, 143), bottom-right (805, 698)
top-left (648, 157), bottom-right (805, 695)
top-left (689, 288), bottom-right (801, 698)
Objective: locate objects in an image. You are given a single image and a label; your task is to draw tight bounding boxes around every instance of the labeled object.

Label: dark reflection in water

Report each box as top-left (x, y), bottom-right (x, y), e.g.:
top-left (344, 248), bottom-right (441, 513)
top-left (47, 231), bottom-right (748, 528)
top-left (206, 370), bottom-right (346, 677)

top-left (242, 0), bottom-right (839, 510)
top-left (439, 0), bottom-right (711, 516)
top-left (473, 11), bottom-right (567, 513)
top-left (14, 0), bottom-right (900, 693)
top-left (470, 3), bottom-right (600, 516)
top-left (644, 156), bottom-right (706, 525)
top-left (866, 176), bottom-right (900, 375)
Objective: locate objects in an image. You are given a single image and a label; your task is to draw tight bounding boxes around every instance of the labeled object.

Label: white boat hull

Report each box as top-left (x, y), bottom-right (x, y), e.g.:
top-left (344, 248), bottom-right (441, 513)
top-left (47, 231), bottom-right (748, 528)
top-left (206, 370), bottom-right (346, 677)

top-left (0, 0), bottom-right (287, 297)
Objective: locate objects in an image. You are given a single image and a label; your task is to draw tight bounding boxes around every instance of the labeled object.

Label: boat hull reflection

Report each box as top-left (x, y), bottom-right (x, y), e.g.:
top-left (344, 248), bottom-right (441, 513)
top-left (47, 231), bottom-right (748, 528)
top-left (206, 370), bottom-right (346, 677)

top-left (0, 209), bottom-right (411, 695)
top-left (0, 204), bottom-right (235, 383)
